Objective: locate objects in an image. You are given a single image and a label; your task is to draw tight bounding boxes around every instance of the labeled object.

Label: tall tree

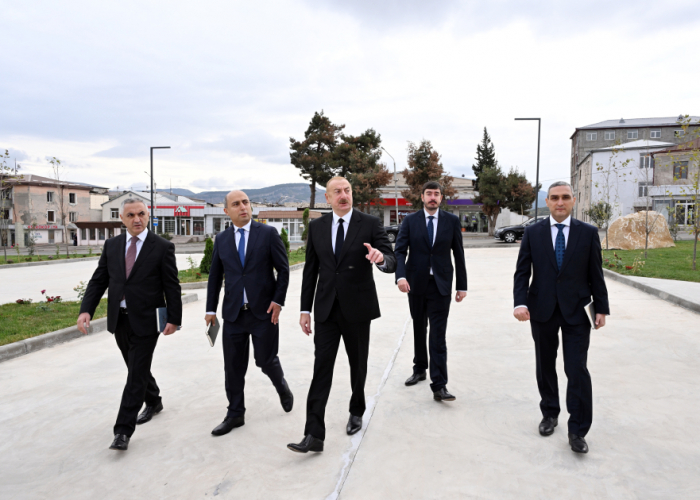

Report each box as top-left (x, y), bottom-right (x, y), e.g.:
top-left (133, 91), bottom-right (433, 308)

top-left (48, 157), bottom-right (71, 258)
top-left (402, 140), bottom-right (456, 209)
top-left (289, 111), bottom-right (344, 208)
top-left (335, 129), bottom-right (392, 213)
top-left (472, 127), bottom-right (497, 191)
top-left (503, 167), bottom-right (538, 216)
top-left (0, 150), bottom-right (22, 260)
top-left (474, 166), bottom-right (538, 236)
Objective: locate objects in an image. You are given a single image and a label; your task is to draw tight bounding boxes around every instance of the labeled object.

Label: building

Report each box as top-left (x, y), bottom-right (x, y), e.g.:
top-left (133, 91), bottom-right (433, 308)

top-left (574, 140), bottom-right (675, 222)
top-left (0, 174), bottom-right (108, 247)
top-left (258, 209), bottom-right (324, 241)
top-left (650, 138), bottom-right (700, 228)
top-left (570, 116), bottom-right (700, 205)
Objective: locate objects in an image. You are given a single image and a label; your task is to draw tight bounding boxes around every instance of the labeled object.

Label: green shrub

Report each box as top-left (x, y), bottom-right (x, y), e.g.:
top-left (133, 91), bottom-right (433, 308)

top-left (200, 237), bottom-right (214, 274)
top-left (281, 228), bottom-right (290, 254)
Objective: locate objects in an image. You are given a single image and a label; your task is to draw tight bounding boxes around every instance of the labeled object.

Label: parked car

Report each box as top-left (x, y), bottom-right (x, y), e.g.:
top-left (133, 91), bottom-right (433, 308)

top-left (384, 224), bottom-right (400, 243)
top-left (493, 217), bottom-right (546, 243)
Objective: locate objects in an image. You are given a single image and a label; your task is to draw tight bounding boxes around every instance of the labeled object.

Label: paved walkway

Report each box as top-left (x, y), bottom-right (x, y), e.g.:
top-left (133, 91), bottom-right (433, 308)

top-left (1, 248), bottom-right (699, 498)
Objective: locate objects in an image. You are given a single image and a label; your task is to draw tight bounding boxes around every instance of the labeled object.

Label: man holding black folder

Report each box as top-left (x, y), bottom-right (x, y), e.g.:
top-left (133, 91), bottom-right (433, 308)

top-left (205, 190), bottom-right (292, 437)
top-left (513, 181), bottom-right (609, 454)
top-left (77, 198), bottom-right (181, 451)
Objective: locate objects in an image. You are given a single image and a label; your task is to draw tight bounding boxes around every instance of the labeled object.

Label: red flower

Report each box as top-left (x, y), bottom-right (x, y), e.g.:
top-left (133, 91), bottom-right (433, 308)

top-left (625, 266), bottom-right (633, 270)
top-left (41, 289), bottom-right (46, 294)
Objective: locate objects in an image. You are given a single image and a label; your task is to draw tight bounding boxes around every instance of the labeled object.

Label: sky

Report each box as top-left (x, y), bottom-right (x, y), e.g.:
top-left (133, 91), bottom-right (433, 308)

top-left (2, 0), bottom-right (699, 193)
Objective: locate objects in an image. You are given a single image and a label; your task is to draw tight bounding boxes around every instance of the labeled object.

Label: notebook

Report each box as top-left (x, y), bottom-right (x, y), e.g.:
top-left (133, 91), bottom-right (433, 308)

top-left (156, 307), bottom-right (182, 333)
top-left (205, 317), bottom-right (220, 347)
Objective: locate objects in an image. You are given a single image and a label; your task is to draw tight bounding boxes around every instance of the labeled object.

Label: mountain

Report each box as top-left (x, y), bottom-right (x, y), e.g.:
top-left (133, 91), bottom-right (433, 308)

top-left (166, 183), bottom-right (324, 204)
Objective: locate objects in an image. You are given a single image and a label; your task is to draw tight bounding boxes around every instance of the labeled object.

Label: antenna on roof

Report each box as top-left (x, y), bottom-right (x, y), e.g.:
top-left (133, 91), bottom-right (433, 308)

top-left (619, 118), bottom-right (625, 124)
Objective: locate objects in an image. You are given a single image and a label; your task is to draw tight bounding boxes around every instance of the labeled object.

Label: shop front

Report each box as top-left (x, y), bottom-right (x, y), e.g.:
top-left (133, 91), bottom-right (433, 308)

top-left (152, 205), bottom-right (205, 236)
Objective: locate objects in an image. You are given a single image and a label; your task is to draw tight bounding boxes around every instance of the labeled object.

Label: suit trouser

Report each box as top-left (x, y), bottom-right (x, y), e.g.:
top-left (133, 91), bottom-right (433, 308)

top-left (408, 278), bottom-right (451, 392)
top-left (113, 311), bottom-right (161, 437)
top-left (531, 304), bottom-right (593, 437)
top-left (304, 298), bottom-right (370, 441)
top-left (223, 312), bottom-right (285, 418)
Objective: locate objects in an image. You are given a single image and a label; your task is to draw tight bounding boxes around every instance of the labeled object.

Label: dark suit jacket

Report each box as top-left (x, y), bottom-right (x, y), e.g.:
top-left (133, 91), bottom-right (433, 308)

top-left (206, 222), bottom-right (289, 323)
top-left (301, 210), bottom-right (396, 323)
top-left (80, 230), bottom-right (182, 336)
top-left (394, 209), bottom-right (467, 296)
top-left (513, 218), bottom-right (610, 325)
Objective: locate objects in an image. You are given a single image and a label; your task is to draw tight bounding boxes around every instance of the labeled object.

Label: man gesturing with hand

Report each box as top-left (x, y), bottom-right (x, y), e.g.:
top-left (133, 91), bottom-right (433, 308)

top-left (289, 176), bottom-right (396, 453)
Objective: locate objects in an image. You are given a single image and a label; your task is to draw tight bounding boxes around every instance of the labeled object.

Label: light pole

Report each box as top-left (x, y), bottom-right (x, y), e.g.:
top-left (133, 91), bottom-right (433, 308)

top-left (514, 118), bottom-right (541, 220)
top-left (381, 147), bottom-right (399, 225)
top-left (150, 146), bottom-right (170, 231)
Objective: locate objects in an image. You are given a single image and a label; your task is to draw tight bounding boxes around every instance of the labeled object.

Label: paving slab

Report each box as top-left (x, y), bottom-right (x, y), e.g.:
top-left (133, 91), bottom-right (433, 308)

top-left (0, 248), bottom-right (699, 499)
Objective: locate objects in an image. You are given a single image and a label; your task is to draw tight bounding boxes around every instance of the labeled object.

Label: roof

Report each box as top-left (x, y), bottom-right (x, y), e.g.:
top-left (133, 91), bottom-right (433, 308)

top-left (5, 173), bottom-right (108, 190)
top-left (577, 116), bottom-right (700, 130)
top-left (258, 210), bottom-right (324, 219)
top-left (651, 137), bottom-right (700, 156)
top-left (104, 191), bottom-right (208, 207)
top-left (596, 139), bottom-right (675, 151)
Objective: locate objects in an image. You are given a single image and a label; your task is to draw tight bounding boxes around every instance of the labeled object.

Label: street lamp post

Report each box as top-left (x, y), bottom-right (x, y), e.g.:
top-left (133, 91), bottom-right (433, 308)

top-left (381, 147), bottom-right (399, 225)
top-left (514, 118), bottom-right (541, 220)
top-left (150, 146), bottom-right (170, 231)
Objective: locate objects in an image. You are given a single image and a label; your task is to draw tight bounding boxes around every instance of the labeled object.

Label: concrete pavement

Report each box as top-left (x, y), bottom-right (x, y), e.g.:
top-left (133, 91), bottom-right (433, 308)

top-left (1, 248), bottom-right (699, 499)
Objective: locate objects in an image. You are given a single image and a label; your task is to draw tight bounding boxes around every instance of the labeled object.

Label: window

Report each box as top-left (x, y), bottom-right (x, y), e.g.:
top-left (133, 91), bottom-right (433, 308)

top-left (48, 230), bottom-right (55, 244)
top-left (47, 210), bottom-right (56, 222)
top-left (650, 130), bottom-right (661, 139)
top-left (69, 212), bottom-right (77, 222)
top-left (47, 191), bottom-right (54, 202)
top-left (110, 208), bottom-right (119, 219)
top-left (586, 132), bottom-right (597, 141)
top-left (0, 209), bottom-right (8, 220)
top-left (673, 161), bottom-right (689, 180)
top-left (638, 182), bottom-right (650, 197)
top-left (69, 193), bottom-right (76, 204)
top-left (675, 129), bottom-right (685, 137)
top-left (604, 131), bottom-right (615, 140)
top-left (98, 229), bottom-right (105, 240)
top-left (673, 200), bottom-right (696, 226)
top-left (639, 154), bottom-right (655, 169)
top-left (81, 228), bottom-right (87, 240)
top-left (164, 217), bottom-right (175, 234)
top-left (627, 130), bottom-right (638, 139)
top-left (90, 228), bottom-right (96, 240)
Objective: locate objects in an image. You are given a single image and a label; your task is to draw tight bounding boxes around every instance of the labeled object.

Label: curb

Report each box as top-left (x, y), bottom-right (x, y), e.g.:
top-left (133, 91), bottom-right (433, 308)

top-left (603, 269), bottom-right (700, 315)
top-left (178, 262), bottom-right (306, 290)
top-left (0, 293), bottom-right (199, 364)
top-left (0, 256), bottom-right (101, 269)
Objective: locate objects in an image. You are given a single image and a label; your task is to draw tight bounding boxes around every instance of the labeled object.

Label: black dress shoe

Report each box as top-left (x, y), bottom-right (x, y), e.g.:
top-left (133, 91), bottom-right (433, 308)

top-left (136, 401), bottom-right (163, 425)
top-left (278, 379), bottom-right (294, 413)
top-left (211, 416), bottom-right (245, 436)
top-left (539, 417), bottom-right (558, 436)
top-left (346, 414), bottom-right (362, 435)
top-left (568, 433), bottom-right (589, 454)
top-left (405, 372), bottom-right (427, 386)
top-left (287, 434), bottom-right (324, 453)
top-left (109, 434), bottom-right (130, 451)
top-left (433, 387), bottom-right (456, 401)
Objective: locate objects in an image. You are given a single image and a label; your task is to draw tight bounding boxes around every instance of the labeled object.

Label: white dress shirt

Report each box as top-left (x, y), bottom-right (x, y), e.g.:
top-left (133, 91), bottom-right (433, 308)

top-left (120, 228), bottom-right (149, 308)
top-left (206, 220), bottom-right (253, 315)
top-left (514, 215), bottom-right (572, 311)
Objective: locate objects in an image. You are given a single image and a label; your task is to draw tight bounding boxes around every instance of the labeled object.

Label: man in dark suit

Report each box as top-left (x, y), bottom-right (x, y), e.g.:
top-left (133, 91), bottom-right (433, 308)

top-left (513, 181), bottom-right (609, 454)
top-left (394, 181), bottom-right (467, 401)
top-left (205, 190), bottom-right (292, 436)
top-left (287, 177), bottom-right (396, 453)
top-left (77, 198), bottom-right (181, 451)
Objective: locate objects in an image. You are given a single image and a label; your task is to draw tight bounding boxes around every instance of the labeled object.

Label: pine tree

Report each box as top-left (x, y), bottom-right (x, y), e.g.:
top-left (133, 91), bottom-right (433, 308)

top-left (280, 228), bottom-right (290, 254)
top-left (289, 111), bottom-right (345, 208)
top-left (199, 237), bottom-right (214, 274)
top-left (301, 208), bottom-right (310, 244)
top-left (402, 140), bottom-right (456, 209)
top-left (472, 127), bottom-right (497, 191)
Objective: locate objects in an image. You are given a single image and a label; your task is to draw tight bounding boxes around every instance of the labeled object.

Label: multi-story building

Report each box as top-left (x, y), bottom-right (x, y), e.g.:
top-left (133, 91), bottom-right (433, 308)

top-left (1, 174), bottom-right (108, 247)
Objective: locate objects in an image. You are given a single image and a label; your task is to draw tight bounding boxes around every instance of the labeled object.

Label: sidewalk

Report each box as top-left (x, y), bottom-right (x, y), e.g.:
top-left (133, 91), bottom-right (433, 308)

top-left (604, 270), bottom-right (700, 314)
top-left (1, 247), bottom-right (699, 498)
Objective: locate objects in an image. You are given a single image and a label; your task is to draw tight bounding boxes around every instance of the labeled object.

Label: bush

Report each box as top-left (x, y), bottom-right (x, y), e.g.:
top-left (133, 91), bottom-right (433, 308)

top-left (281, 228), bottom-right (290, 254)
top-left (302, 208), bottom-right (310, 244)
top-left (200, 237), bottom-right (214, 274)
top-left (161, 233), bottom-right (173, 241)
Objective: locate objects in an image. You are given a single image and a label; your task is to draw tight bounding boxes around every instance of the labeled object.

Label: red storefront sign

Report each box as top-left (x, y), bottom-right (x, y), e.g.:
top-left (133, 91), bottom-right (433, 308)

top-left (371, 199), bottom-right (413, 206)
top-left (25, 225), bottom-right (59, 229)
top-left (150, 205), bottom-right (204, 217)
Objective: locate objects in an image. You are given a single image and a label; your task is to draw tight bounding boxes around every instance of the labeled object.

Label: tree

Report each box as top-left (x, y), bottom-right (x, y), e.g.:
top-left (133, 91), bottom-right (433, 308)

top-left (402, 140), bottom-right (456, 209)
top-left (472, 127), bottom-right (497, 191)
top-left (48, 157), bottom-right (71, 258)
top-left (199, 237), bottom-right (214, 274)
top-left (280, 228), bottom-right (290, 254)
top-left (1, 150), bottom-right (22, 260)
top-left (503, 168), bottom-right (538, 216)
top-left (585, 201), bottom-right (613, 231)
top-left (335, 129), bottom-right (391, 213)
top-left (289, 111), bottom-right (345, 208)
top-left (301, 208), bottom-right (310, 244)
top-left (593, 145), bottom-right (631, 249)
top-left (474, 166), bottom-right (537, 236)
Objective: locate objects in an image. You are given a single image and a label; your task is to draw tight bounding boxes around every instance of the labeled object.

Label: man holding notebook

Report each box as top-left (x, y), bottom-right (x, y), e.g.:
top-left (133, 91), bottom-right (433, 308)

top-left (77, 198), bottom-right (182, 451)
top-left (205, 190), bottom-right (292, 437)
top-left (513, 181), bottom-right (609, 454)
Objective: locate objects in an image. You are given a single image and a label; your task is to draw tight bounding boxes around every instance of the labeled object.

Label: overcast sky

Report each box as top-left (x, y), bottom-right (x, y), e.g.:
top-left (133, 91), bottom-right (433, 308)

top-left (3, 0), bottom-right (698, 193)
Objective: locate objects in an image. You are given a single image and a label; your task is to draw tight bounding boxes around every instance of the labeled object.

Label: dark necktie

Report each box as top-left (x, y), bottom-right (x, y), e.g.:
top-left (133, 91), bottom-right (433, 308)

top-left (238, 228), bottom-right (246, 306)
top-left (335, 218), bottom-right (345, 262)
top-left (555, 224), bottom-right (565, 271)
top-left (427, 216), bottom-right (435, 247)
top-left (125, 236), bottom-right (137, 279)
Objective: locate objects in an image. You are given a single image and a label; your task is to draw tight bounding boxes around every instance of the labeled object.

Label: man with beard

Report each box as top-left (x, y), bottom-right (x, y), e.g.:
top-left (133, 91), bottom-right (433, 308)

top-left (287, 176), bottom-right (396, 453)
top-left (394, 181), bottom-right (467, 401)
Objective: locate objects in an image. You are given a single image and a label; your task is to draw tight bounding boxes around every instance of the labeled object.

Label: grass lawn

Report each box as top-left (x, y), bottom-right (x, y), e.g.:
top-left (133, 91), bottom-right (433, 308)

top-left (0, 253), bottom-right (99, 265)
top-left (0, 298), bottom-right (108, 346)
top-left (602, 240), bottom-right (700, 283)
top-left (177, 248), bottom-right (306, 283)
